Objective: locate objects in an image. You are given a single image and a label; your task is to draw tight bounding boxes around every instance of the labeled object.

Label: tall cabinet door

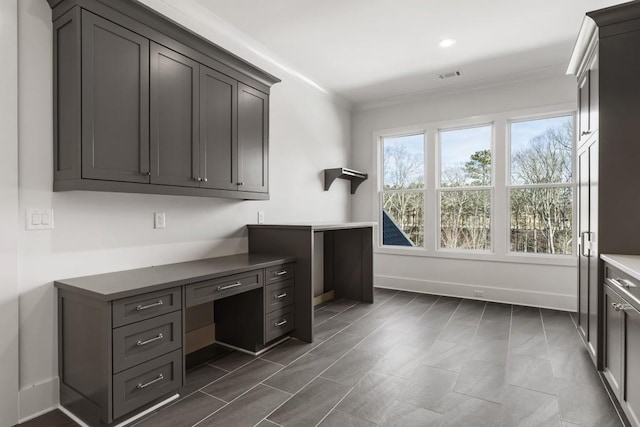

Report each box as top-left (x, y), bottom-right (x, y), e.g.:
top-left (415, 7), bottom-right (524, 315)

top-left (237, 83), bottom-right (268, 193)
top-left (199, 66), bottom-right (237, 191)
top-left (150, 43), bottom-right (199, 187)
top-left (588, 139), bottom-right (599, 359)
top-left (577, 146), bottom-right (590, 342)
top-left (81, 11), bottom-right (149, 183)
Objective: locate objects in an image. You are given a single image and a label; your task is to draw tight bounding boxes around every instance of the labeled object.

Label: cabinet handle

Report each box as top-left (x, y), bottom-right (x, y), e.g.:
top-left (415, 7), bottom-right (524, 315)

top-left (203, 178), bottom-right (208, 183)
top-left (237, 182), bottom-right (245, 186)
top-left (137, 373), bottom-right (164, 390)
top-left (194, 177), bottom-right (203, 182)
top-left (612, 302), bottom-right (622, 311)
top-left (136, 300), bottom-right (164, 311)
top-left (218, 282), bottom-right (242, 291)
top-left (581, 130), bottom-right (592, 136)
top-left (274, 319), bottom-right (287, 327)
top-left (141, 171), bottom-right (151, 176)
top-left (274, 292), bottom-right (287, 300)
top-left (136, 333), bottom-right (164, 347)
top-left (274, 270), bottom-right (288, 276)
top-left (618, 278), bottom-right (637, 289)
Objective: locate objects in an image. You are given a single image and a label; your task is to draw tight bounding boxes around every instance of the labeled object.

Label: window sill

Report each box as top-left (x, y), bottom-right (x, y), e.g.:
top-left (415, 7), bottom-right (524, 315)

top-left (375, 246), bottom-right (577, 267)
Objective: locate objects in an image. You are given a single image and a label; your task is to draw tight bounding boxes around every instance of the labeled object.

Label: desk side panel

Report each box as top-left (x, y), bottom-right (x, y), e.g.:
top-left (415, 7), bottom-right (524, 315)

top-left (325, 227), bottom-right (374, 303)
top-left (58, 289), bottom-right (112, 423)
top-left (249, 228), bottom-right (313, 342)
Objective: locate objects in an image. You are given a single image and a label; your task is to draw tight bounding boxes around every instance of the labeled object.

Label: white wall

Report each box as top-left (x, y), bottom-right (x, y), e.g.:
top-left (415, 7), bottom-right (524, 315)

top-left (17, 0), bottom-right (352, 420)
top-left (351, 75), bottom-right (579, 311)
top-left (0, 1), bottom-right (20, 426)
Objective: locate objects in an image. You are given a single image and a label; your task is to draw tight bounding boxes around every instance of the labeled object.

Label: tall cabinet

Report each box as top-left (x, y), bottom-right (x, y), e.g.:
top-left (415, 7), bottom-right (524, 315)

top-left (569, 0), bottom-right (640, 369)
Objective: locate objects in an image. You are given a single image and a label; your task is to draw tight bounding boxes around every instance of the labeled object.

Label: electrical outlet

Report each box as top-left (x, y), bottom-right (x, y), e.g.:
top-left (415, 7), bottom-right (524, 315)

top-left (258, 211), bottom-right (265, 224)
top-left (473, 290), bottom-right (484, 298)
top-left (154, 212), bottom-right (166, 229)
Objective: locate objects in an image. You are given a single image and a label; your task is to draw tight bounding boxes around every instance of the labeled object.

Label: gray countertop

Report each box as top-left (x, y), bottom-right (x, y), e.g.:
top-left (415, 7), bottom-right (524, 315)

top-left (247, 222), bottom-right (376, 231)
top-left (55, 253), bottom-right (296, 301)
top-left (601, 254), bottom-right (640, 281)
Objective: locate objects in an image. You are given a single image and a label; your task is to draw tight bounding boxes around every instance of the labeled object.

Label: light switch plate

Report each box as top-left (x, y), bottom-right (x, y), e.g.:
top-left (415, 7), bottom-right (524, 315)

top-left (258, 211), bottom-right (265, 224)
top-left (26, 209), bottom-right (54, 230)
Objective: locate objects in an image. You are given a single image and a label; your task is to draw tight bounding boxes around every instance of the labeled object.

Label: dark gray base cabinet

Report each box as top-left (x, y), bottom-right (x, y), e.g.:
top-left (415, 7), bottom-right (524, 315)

top-left (603, 264), bottom-right (640, 427)
top-left (48, 0), bottom-right (278, 200)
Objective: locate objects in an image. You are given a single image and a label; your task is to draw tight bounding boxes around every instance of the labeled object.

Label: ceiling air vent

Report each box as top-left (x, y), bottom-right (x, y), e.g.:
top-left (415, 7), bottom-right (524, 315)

top-left (438, 70), bottom-right (461, 80)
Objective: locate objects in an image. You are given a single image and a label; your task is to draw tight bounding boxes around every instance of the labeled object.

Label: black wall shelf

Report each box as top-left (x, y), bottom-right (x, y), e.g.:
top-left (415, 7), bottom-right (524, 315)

top-left (324, 168), bottom-right (368, 194)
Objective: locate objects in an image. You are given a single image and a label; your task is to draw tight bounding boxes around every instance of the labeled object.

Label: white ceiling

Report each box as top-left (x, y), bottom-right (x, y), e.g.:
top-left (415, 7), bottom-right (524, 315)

top-left (193, 0), bottom-right (627, 105)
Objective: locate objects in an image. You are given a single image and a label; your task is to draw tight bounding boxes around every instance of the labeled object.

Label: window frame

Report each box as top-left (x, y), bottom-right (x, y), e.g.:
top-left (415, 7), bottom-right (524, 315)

top-left (379, 131), bottom-right (427, 249)
top-left (372, 104), bottom-right (577, 266)
top-left (506, 112), bottom-right (577, 257)
top-left (436, 122), bottom-right (495, 254)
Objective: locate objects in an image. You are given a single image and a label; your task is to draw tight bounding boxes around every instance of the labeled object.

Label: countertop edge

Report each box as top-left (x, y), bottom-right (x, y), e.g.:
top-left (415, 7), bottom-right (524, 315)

top-left (601, 254), bottom-right (640, 281)
top-left (54, 254), bottom-right (296, 301)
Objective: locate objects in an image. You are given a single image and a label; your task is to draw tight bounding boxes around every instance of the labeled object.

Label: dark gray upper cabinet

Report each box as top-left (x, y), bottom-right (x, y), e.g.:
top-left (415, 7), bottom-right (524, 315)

top-left (82, 11), bottom-right (150, 183)
top-left (150, 43), bottom-right (199, 188)
top-left (199, 66), bottom-right (237, 191)
top-left (238, 83), bottom-right (269, 193)
top-left (48, 0), bottom-right (280, 200)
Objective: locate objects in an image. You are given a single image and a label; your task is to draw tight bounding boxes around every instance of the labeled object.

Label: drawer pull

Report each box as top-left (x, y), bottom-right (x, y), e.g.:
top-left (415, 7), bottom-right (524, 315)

top-left (613, 302), bottom-right (622, 311)
top-left (137, 373), bottom-right (164, 390)
top-left (136, 300), bottom-right (164, 311)
top-left (274, 270), bottom-right (288, 276)
top-left (274, 292), bottom-right (287, 300)
top-left (218, 282), bottom-right (242, 291)
top-left (136, 333), bottom-right (164, 347)
top-left (274, 319), bottom-right (287, 327)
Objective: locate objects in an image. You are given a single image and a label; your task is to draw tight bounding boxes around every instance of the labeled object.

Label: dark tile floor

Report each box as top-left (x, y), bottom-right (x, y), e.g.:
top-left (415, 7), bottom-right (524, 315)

top-left (22, 289), bottom-right (622, 427)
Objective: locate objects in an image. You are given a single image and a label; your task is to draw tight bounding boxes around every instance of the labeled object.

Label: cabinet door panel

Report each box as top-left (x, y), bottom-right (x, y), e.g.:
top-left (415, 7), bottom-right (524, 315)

top-left (81, 11), bottom-right (149, 183)
top-left (577, 148), bottom-right (589, 341)
top-left (578, 71), bottom-right (590, 144)
top-left (625, 305), bottom-right (640, 426)
top-left (200, 66), bottom-right (237, 190)
top-left (588, 139), bottom-right (599, 356)
top-left (604, 286), bottom-right (623, 399)
top-left (237, 83), bottom-right (268, 193)
top-left (150, 43), bottom-right (199, 187)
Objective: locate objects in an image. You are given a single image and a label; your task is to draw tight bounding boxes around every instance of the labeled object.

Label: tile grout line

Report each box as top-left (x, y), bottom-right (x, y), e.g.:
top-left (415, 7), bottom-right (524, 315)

top-left (193, 291), bottom-right (404, 427)
top-left (255, 291), bottom-right (421, 426)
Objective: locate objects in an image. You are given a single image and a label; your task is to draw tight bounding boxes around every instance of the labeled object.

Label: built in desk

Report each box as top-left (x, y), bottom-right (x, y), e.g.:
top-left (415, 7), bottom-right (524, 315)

top-left (248, 222), bottom-right (375, 342)
top-left (55, 253), bottom-right (295, 426)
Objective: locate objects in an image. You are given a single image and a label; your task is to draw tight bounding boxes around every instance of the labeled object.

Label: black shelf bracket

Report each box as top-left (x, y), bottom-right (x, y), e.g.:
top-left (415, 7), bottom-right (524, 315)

top-left (324, 168), bottom-right (368, 194)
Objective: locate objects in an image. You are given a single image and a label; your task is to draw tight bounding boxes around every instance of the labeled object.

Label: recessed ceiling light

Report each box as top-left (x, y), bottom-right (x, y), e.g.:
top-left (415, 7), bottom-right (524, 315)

top-left (439, 38), bottom-right (457, 48)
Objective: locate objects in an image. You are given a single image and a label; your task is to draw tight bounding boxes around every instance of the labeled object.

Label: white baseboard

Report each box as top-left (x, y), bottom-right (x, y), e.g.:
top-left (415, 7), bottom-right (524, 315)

top-left (375, 274), bottom-right (576, 311)
top-left (18, 377), bottom-right (59, 423)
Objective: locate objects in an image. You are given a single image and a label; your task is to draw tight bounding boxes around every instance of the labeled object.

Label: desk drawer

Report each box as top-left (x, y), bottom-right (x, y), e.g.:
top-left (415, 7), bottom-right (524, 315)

top-left (113, 311), bottom-right (182, 373)
top-left (265, 280), bottom-right (294, 314)
top-left (112, 349), bottom-right (182, 419)
top-left (112, 287), bottom-right (181, 328)
top-left (265, 264), bottom-right (294, 284)
top-left (265, 306), bottom-right (294, 343)
top-left (185, 270), bottom-right (263, 307)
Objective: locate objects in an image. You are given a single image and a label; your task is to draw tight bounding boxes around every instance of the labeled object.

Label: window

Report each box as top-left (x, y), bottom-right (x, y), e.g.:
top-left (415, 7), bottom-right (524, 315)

top-left (376, 107), bottom-right (575, 261)
top-left (439, 125), bottom-right (492, 251)
top-left (381, 134), bottom-right (424, 247)
top-left (509, 115), bottom-right (573, 255)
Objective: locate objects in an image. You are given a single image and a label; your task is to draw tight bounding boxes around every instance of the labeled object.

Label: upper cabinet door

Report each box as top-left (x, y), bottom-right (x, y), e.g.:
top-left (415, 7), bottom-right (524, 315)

top-left (200, 66), bottom-right (237, 191)
top-left (237, 83), bottom-right (269, 193)
top-left (150, 43), bottom-right (199, 187)
top-left (81, 11), bottom-right (150, 183)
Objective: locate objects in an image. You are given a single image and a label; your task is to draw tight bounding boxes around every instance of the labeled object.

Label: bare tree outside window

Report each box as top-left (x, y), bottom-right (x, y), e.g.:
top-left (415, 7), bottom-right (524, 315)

top-left (510, 116), bottom-right (573, 255)
top-left (381, 134), bottom-right (424, 246)
top-left (439, 125), bottom-right (492, 251)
